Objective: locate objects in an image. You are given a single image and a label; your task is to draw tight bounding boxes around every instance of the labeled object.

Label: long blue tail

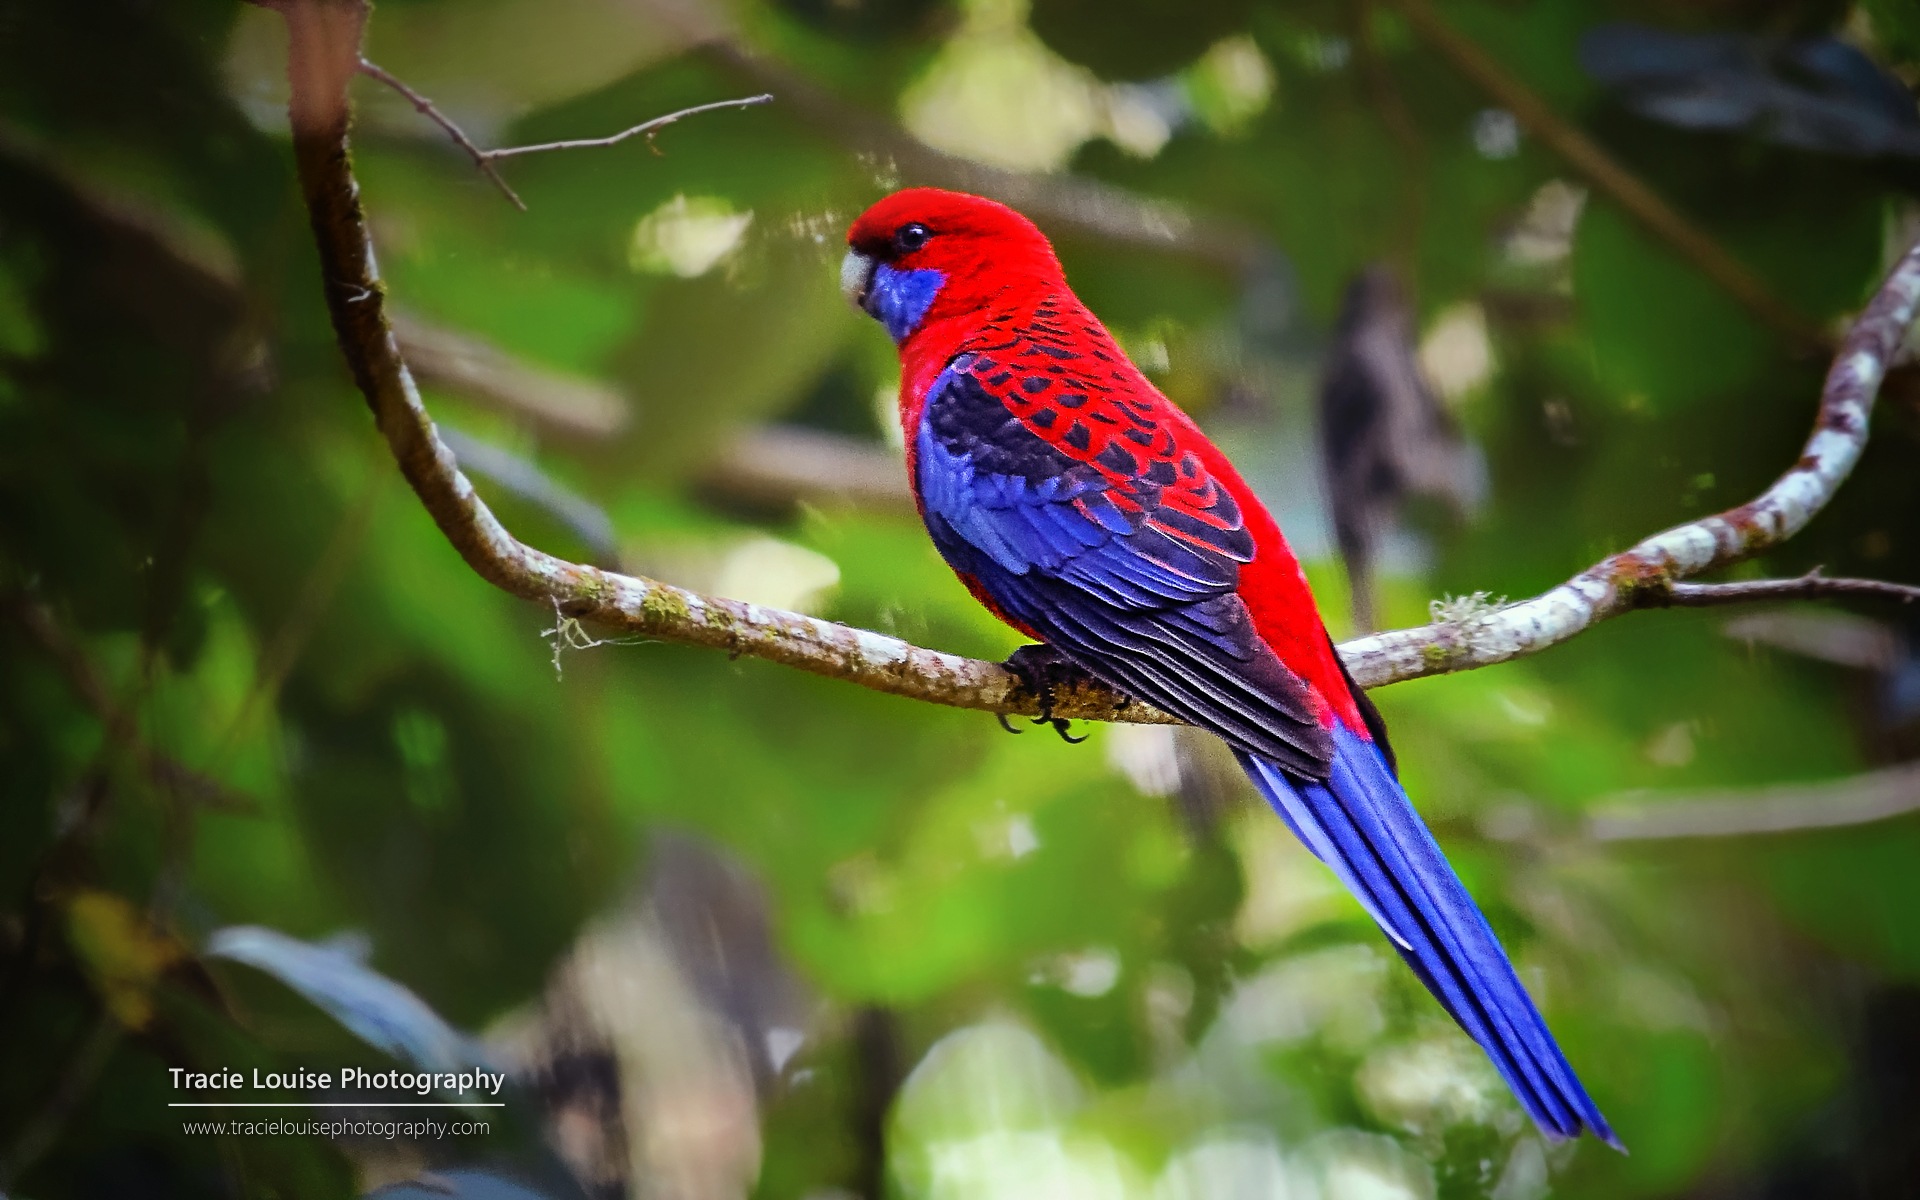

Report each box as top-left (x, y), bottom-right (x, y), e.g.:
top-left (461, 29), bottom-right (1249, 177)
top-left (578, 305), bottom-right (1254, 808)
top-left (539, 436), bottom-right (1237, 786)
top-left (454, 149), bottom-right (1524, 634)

top-left (1237, 724), bottom-right (1618, 1146)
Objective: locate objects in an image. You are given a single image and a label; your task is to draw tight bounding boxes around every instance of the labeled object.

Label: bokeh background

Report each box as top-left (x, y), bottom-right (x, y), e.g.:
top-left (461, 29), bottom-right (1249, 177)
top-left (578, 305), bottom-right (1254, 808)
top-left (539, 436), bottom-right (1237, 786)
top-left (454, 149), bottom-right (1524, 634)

top-left (8, 0), bottom-right (1920, 1196)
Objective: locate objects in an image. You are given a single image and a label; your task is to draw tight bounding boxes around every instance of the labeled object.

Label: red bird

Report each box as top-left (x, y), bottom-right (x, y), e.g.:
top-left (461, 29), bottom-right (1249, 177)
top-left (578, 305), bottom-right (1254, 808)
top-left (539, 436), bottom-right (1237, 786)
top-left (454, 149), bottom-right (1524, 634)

top-left (842, 188), bottom-right (1617, 1146)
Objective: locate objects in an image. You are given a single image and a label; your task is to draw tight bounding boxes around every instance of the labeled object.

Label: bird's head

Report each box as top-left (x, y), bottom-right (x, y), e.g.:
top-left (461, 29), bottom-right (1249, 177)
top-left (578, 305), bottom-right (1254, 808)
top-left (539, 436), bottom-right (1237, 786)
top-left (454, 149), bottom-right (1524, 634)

top-left (841, 188), bottom-right (1060, 345)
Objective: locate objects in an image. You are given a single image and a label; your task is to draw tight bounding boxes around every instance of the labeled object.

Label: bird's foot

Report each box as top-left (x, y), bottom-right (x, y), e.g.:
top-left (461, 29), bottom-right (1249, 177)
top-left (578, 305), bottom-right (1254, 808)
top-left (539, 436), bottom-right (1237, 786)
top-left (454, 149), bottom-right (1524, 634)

top-left (1001, 644), bottom-right (1102, 744)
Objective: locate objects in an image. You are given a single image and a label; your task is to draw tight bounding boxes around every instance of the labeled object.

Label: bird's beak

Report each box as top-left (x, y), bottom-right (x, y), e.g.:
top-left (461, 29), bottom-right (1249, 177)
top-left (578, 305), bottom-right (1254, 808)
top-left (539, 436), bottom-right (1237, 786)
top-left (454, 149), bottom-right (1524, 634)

top-left (839, 248), bottom-right (875, 311)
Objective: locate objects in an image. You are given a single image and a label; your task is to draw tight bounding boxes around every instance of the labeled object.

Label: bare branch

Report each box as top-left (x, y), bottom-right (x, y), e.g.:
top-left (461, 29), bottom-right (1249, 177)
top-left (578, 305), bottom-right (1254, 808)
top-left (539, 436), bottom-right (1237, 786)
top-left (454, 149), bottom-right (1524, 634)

top-left (1392, 0), bottom-right (1831, 353)
top-left (1587, 760), bottom-right (1920, 841)
top-left (482, 94), bottom-right (774, 161)
top-left (356, 57), bottom-right (526, 210)
top-left (1659, 569), bottom-right (1920, 608)
top-left (354, 56), bottom-right (769, 209)
top-left (268, 0), bottom-right (1920, 728)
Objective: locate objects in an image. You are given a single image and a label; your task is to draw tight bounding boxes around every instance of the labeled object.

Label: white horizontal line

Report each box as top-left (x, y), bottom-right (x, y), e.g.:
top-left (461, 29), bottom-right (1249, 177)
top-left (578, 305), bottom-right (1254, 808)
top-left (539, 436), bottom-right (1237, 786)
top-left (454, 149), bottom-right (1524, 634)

top-left (167, 1103), bottom-right (504, 1108)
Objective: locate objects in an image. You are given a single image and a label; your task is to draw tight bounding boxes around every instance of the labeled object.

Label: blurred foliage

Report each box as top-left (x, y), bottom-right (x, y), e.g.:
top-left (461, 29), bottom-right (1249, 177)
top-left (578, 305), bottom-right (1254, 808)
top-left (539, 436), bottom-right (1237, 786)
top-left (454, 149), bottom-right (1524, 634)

top-left (6, 0), bottom-right (1920, 1197)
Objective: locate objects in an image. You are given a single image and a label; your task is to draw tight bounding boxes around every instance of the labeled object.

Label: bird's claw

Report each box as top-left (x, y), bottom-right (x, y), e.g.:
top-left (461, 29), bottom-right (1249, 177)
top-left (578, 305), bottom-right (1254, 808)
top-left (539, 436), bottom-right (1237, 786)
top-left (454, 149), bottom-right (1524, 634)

top-left (996, 708), bottom-right (1084, 744)
top-left (1002, 644), bottom-right (1103, 745)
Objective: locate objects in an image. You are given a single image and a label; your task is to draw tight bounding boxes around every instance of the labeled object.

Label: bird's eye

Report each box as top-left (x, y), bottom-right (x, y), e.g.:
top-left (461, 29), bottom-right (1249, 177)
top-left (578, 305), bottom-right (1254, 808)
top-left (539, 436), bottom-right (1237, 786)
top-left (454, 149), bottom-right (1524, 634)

top-left (893, 223), bottom-right (931, 254)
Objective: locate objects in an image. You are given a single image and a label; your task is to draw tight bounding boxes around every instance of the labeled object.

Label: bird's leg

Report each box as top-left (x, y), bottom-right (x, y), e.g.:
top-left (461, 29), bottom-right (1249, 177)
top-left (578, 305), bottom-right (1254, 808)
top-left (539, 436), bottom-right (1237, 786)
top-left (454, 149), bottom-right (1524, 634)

top-left (1002, 644), bottom-right (1106, 744)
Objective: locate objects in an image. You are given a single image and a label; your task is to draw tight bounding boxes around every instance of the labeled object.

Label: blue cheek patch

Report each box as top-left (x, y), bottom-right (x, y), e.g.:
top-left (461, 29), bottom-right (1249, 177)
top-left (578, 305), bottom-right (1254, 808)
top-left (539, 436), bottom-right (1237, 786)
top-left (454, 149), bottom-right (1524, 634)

top-left (866, 264), bottom-right (945, 342)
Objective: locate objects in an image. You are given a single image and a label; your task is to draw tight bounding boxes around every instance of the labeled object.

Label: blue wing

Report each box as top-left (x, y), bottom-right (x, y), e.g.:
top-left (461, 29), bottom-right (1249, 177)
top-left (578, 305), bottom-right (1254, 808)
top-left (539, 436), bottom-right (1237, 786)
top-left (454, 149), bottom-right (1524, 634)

top-left (914, 354), bottom-right (1332, 777)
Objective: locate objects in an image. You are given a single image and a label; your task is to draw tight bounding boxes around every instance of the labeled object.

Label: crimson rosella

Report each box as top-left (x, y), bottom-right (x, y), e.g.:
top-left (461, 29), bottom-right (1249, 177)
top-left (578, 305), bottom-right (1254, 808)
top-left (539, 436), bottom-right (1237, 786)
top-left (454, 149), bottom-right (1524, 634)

top-left (841, 188), bottom-right (1616, 1146)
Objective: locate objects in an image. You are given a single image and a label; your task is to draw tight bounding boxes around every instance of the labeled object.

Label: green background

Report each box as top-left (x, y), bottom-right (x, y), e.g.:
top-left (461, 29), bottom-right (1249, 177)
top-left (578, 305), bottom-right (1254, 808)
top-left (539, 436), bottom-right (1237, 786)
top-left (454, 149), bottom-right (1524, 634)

top-left (6, 0), bottom-right (1920, 1196)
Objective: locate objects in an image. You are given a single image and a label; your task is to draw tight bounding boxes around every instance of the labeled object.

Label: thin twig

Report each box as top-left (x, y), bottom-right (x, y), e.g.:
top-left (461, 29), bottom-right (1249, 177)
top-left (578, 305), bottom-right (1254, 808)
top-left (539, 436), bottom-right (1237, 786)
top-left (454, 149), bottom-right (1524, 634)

top-left (482, 94), bottom-right (773, 161)
top-left (355, 56), bottom-right (770, 209)
top-left (1658, 569), bottom-right (1920, 607)
top-left (266, 0), bottom-right (1920, 727)
top-left (1392, 0), bottom-right (1831, 353)
top-left (356, 58), bottom-right (526, 210)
